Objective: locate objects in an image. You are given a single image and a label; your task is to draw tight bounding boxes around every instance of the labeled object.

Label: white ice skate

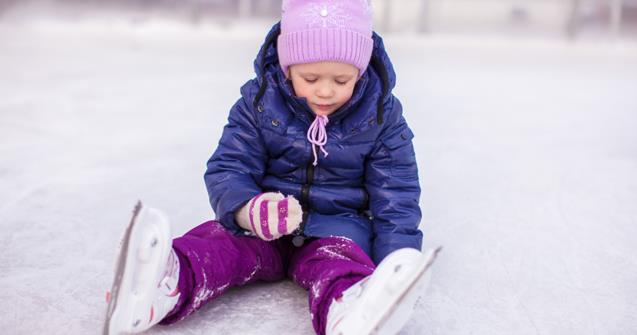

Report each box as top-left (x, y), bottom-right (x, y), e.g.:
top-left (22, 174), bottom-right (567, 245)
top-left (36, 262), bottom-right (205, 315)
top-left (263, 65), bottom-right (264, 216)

top-left (103, 201), bottom-right (181, 335)
top-left (326, 247), bottom-right (441, 335)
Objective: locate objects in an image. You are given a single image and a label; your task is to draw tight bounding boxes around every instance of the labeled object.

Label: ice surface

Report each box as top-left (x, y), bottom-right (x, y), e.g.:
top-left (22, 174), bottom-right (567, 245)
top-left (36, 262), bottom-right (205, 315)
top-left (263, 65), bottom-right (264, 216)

top-left (1, 18), bottom-right (636, 335)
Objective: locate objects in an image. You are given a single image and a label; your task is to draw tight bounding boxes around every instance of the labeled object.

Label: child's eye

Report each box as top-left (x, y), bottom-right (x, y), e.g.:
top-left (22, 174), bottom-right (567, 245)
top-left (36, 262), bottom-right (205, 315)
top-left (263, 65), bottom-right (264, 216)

top-left (304, 78), bottom-right (317, 83)
top-left (335, 80), bottom-right (348, 85)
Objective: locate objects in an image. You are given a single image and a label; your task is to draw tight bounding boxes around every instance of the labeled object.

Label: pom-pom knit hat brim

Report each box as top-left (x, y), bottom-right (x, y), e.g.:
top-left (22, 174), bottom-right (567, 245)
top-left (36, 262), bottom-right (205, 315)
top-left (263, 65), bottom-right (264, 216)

top-left (278, 28), bottom-right (374, 76)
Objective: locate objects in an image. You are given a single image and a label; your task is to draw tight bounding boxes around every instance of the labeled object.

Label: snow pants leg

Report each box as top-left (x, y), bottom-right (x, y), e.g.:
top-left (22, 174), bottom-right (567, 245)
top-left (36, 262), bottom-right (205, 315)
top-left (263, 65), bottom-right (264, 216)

top-left (158, 220), bottom-right (375, 335)
top-left (288, 237), bottom-right (376, 335)
top-left (160, 220), bottom-right (289, 324)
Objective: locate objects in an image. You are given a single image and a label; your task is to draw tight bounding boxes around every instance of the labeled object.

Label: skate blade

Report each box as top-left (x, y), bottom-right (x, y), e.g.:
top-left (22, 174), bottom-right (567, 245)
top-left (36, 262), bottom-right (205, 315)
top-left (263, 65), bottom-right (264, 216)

top-left (371, 246), bottom-right (442, 335)
top-left (103, 201), bottom-right (143, 335)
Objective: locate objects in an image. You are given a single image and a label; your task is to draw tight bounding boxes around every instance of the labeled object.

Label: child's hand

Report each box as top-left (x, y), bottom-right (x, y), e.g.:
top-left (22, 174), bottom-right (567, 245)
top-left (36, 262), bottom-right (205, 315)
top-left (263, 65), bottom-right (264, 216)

top-left (235, 192), bottom-right (303, 241)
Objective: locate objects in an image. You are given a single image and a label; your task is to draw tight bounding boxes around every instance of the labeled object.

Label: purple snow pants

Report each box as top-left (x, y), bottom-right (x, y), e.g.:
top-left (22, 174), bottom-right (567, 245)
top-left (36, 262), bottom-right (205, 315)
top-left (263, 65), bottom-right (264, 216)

top-left (159, 220), bottom-right (375, 335)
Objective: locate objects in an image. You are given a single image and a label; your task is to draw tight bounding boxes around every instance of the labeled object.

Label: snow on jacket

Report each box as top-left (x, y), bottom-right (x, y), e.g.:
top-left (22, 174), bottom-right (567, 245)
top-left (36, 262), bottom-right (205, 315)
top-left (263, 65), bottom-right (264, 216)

top-left (204, 23), bottom-right (422, 264)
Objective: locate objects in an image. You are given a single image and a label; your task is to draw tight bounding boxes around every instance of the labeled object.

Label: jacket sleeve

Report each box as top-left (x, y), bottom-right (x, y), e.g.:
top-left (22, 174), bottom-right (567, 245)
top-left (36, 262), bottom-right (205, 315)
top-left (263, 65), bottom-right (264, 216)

top-left (365, 96), bottom-right (423, 264)
top-left (204, 95), bottom-right (267, 234)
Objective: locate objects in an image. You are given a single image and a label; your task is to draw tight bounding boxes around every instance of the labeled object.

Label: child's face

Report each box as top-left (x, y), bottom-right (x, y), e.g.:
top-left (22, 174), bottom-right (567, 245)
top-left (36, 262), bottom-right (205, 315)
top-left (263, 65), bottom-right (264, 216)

top-left (287, 61), bottom-right (359, 116)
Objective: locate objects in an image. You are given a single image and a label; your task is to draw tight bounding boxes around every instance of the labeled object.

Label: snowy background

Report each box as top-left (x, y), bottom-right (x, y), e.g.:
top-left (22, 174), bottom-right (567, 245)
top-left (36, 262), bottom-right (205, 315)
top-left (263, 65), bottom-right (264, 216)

top-left (1, 3), bottom-right (637, 335)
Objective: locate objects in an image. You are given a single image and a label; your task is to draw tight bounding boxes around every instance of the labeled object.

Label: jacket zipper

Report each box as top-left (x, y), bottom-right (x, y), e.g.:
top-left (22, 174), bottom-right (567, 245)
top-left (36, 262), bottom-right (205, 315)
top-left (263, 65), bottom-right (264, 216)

top-left (301, 162), bottom-right (314, 209)
top-left (299, 161), bottom-right (315, 233)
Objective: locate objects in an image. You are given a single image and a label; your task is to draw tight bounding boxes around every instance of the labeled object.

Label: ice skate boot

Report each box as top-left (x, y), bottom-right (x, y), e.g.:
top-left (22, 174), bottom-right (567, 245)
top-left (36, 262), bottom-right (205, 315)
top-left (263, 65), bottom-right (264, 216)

top-left (326, 247), bottom-right (441, 335)
top-left (103, 201), bottom-right (180, 335)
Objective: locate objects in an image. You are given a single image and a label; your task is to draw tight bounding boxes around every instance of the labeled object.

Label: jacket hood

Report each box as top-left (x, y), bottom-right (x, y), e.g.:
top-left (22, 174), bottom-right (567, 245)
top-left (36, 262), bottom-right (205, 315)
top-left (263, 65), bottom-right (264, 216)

top-left (251, 22), bottom-right (397, 126)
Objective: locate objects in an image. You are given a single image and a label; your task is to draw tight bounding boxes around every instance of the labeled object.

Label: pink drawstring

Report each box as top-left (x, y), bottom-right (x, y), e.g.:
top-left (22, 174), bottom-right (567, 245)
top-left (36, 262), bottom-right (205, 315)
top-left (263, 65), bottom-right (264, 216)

top-left (307, 115), bottom-right (329, 166)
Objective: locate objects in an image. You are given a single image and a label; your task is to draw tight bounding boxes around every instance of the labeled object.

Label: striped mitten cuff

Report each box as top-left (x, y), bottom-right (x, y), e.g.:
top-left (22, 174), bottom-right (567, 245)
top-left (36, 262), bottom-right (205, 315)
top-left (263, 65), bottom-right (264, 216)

top-left (235, 192), bottom-right (303, 241)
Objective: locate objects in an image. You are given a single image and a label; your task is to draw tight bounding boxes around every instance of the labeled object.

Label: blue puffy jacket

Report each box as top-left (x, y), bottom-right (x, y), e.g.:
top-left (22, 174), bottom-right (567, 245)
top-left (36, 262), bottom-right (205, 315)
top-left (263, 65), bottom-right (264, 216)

top-left (204, 23), bottom-right (422, 264)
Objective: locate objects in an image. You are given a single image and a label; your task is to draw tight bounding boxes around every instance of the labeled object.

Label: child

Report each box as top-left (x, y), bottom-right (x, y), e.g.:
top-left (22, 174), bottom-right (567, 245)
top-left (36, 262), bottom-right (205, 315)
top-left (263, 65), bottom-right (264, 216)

top-left (103, 1), bottom-right (439, 334)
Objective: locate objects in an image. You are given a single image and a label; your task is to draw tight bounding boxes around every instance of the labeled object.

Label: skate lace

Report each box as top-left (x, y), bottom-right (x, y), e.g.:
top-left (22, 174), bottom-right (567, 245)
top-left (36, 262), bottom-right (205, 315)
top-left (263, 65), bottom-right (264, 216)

top-left (158, 250), bottom-right (180, 296)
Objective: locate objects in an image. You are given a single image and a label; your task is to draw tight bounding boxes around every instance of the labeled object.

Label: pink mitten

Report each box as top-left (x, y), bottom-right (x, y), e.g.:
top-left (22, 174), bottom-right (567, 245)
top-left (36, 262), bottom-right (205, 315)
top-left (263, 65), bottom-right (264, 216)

top-left (235, 192), bottom-right (303, 241)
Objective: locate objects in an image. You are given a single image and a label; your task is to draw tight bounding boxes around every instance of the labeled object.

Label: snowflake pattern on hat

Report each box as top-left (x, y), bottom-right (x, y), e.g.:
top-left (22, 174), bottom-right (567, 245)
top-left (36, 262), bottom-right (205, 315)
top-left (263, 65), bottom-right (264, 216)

top-left (282, 0), bottom-right (292, 12)
top-left (358, 0), bottom-right (373, 17)
top-left (301, 1), bottom-right (351, 29)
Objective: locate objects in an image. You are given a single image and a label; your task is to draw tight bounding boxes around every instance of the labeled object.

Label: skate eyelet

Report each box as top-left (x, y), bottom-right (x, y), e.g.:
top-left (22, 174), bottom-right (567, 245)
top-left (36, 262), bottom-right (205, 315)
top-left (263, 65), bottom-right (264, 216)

top-left (394, 264), bottom-right (402, 272)
top-left (150, 238), bottom-right (158, 247)
top-left (132, 319), bottom-right (141, 327)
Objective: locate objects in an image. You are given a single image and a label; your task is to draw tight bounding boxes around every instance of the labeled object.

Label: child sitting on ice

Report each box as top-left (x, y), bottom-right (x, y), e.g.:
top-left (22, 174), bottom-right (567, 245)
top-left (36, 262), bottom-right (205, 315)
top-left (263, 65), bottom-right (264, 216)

top-left (104, 1), bottom-right (438, 334)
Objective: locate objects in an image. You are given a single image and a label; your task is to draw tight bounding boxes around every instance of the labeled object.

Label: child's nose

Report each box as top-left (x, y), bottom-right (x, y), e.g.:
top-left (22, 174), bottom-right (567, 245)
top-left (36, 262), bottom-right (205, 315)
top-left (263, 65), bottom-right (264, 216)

top-left (316, 85), bottom-right (334, 98)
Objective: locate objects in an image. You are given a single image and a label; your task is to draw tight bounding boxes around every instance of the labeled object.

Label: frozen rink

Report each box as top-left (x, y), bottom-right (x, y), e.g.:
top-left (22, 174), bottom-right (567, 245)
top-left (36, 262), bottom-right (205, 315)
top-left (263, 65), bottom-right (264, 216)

top-left (1, 18), bottom-right (636, 335)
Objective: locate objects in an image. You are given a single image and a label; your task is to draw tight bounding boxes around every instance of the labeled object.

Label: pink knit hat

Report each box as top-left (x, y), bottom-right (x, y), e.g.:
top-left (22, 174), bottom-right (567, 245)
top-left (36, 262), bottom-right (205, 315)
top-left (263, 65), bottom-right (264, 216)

top-left (277, 0), bottom-right (374, 76)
